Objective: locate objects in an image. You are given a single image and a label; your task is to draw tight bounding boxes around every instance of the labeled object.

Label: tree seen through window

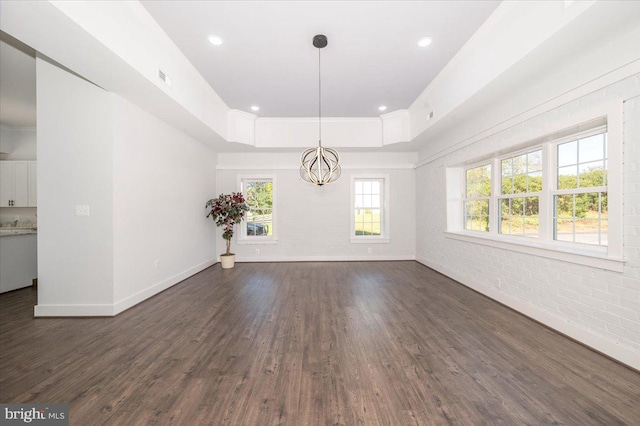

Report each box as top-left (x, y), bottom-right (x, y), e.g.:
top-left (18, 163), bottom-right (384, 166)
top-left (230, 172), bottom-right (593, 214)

top-left (244, 180), bottom-right (273, 237)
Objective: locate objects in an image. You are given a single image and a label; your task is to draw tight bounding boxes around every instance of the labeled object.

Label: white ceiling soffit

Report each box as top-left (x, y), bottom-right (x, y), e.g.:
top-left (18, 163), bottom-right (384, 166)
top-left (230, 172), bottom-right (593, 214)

top-left (0, 32), bottom-right (36, 128)
top-left (2, 1), bottom-right (636, 153)
top-left (141, 0), bottom-right (501, 118)
top-left (407, 0), bottom-right (640, 160)
top-left (0, 0), bottom-right (236, 151)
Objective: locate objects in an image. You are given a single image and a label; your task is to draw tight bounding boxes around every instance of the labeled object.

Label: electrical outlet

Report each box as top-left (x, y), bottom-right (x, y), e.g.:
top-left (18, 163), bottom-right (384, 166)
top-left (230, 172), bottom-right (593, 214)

top-left (255, 249), bottom-right (260, 255)
top-left (154, 260), bottom-right (159, 269)
top-left (496, 277), bottom-right (503, 288)
top-left (367, 247), bottom-right (373, 254)
top-left (75, 205), bottom-right (90, 216)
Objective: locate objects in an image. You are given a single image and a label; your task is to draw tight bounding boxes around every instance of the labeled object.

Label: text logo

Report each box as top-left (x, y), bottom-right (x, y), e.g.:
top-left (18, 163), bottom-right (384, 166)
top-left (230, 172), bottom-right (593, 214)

top-left (1, 404), bottom-right (68, 425)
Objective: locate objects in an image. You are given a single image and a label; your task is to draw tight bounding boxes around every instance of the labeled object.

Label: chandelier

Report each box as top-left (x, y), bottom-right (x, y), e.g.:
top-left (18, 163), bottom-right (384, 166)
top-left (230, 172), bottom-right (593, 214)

top-left (300, 34), bottom-right (341, 186)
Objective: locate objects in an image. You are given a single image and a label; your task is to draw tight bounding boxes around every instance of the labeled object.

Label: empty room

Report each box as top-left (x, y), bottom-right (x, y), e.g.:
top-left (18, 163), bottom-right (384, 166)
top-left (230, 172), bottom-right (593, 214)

top-left (1, 1), bottom-right (639, 424)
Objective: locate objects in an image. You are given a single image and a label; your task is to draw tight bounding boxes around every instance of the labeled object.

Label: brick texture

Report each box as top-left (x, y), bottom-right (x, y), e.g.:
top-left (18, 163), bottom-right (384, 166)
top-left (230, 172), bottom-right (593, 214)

top-left (416, 75), bottom-right (640, 364)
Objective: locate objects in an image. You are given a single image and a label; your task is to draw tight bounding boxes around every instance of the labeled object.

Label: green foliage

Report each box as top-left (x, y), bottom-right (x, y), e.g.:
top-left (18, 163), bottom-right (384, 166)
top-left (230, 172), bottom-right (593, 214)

top-left (556, 192), bottom-right (607, 219)
top-left (245, 181), bottom-right (273, 217)
top-left (465, 164), bottom-right (491, 232)
top-left (465, 200), bottom-right (489, 231)
top-left (466, 147), bottom-right (607, 239)
top-left (205, 192), bottom-right (250, 255)
top-left (466, 165), bottom-right (491, 198)
top-left (557, 167), bottom-right (607, 218)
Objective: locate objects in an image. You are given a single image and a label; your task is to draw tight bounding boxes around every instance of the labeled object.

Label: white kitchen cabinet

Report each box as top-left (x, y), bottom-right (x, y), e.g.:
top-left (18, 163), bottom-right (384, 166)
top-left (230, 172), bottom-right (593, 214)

top-left (0, 162), bottom-right (12, 207)
top-left (0, 232), bottom-right (37, 293)
top-left (0, 161), bottom-right (36, 207)
top-left (28, 162), bottom-right (37, 207)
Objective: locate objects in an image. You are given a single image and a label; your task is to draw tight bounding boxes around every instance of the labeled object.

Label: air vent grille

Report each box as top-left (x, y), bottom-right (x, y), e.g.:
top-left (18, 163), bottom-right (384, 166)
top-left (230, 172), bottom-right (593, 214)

top-left (158, 69), bottom-right (172, 87)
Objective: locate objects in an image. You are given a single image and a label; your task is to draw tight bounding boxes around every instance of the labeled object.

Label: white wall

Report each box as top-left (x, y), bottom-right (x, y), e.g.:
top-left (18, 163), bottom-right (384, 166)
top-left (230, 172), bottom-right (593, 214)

top-left (415, 74), bottom-right (640, 370)
top-left (35, 57), bottom-right (218, 316)
top-left (255, 118), bottom-right (382, 148)
top-left (216, 152), bottom-right (416, 261)
top-left (49, 0), bottom-right (229, 136)
top-left (416, 19), bottom-right (640, 164)
top-left (1, 0), bottom-right (231, 152)
top-left (409, 1), bottom-right (639, 144)
top-left (35, 57), bottom-right (114, 315)
top-left (112, 95), bottom-right (217, 313)
top-left (0, 126), bottom-right (36, 159)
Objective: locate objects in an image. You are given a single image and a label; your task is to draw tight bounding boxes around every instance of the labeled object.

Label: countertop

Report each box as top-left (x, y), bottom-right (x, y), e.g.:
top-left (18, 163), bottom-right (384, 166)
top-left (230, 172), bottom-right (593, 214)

top-left (0, 228), bottom-right (37, 237)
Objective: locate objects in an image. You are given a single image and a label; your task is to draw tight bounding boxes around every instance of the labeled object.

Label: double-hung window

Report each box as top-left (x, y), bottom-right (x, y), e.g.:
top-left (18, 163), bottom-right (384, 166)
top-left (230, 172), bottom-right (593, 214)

top-left (351, 176), bottom-right (389, 242)
top-left (464, 164), bottom-right (491, 232)
top-left (449, 119), bottom-right (620, 269)
top-left (239, 177), bottom-right (276, 242)
top-left (499, 149), bottom-right (542, 237)
top-left (553, 132), bottom-right (608, 245)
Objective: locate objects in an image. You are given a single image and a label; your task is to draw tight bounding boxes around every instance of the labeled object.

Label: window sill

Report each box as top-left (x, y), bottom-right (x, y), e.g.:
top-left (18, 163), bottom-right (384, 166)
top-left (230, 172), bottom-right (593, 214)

top-left (444, 231), bottom-right (624, 272)
top-left (237, 239), bottom-right (278, 245)
top-left (350, 238), bottom-right (390, 244)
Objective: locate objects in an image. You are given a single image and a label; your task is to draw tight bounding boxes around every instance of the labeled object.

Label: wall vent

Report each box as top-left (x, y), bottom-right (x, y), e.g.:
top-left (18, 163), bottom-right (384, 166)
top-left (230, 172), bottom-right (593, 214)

top-left (158, 69), bottom-right (172, 87)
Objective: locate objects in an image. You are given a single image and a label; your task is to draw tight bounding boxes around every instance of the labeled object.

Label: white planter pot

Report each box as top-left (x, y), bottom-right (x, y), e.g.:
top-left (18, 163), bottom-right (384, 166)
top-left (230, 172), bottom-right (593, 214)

top-left (220, 254), bottom-right (236, 269)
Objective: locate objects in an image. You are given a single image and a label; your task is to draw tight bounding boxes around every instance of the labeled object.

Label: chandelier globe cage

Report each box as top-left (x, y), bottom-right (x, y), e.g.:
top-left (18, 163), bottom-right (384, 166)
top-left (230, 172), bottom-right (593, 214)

top-left (300, 34), bottom-right (341, 186)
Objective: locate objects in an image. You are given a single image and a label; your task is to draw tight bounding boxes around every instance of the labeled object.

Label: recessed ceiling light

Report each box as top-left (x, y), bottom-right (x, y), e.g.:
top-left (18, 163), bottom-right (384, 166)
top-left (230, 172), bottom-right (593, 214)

top-left (418, 37), bottom-right (432, 48)
top-left (208, 35), bottom-right (223, 46)
top-left (250, 105), bottom-right (260, 112)
top-left (378, 106), bottom-right (387, 112)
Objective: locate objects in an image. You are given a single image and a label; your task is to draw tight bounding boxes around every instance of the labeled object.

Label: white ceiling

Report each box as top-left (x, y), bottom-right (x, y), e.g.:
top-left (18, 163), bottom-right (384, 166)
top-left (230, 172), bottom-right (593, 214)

top-left (141, 0), bottom-right (500, 117)
top-left (0, 33), bottom-right (36, 128)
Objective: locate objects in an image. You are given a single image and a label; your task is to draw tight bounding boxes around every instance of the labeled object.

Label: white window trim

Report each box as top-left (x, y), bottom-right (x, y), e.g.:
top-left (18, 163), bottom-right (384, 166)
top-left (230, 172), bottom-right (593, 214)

top-left (463, 162), bottom-right (492, 233)
top-left (350, 174), bottom-right (390, 243)
top-left (446, 102), bottom-right (624, 272)
top-left (237, 175), bottom-right (277, 245)
top-left (549, 127), bottom-right (610, 248)
top-left (494, 146), bottom-right (543, 237)
top-left (444, 231), bottom-right (623, 272)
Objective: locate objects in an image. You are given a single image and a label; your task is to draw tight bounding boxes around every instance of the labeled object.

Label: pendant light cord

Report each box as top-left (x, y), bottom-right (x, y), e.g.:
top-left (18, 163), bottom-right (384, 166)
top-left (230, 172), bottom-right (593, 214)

top-left (318, 46), bottom-right (322, 147)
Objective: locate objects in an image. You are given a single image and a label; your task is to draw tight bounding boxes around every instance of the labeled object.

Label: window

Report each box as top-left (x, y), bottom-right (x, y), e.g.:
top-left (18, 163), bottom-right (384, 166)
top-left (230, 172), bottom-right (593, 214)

top-left (351, 176), bottom-right (389, 242)
top-left (464, 164), bottom-right (491, 232)
top-left (239, 177), bottom-right (275, 242)
top-left (499, 149), bottom-right (542, 237)
top-left (554, 132), bottom-right (608, 245)
top-left (454, 124), bottom-right (615, 255)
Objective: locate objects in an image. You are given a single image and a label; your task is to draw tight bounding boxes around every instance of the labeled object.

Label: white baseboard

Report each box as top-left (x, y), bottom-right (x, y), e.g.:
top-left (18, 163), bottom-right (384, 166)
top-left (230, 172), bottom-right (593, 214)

top-left (416, 256), bottom-right (640, 371)
top-left (34, 259), bottom-right (217, 317)
top-left (112, 259), bottom-right (216, 315)
top-left (34, 303), bottom-right (115, 317)
top-left (231, 255), bottom-right (416, 263)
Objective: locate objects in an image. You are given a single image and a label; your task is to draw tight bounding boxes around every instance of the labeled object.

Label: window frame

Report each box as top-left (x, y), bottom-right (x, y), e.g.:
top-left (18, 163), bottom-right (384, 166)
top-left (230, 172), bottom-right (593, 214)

top-left (496, 146), bottom-right (543, 238)
top-left (550, 129), bottom-right (609, 247)
top-left (350, 174), bottom-right (390, 243)
top-left (463, 162), bottom-right (492, 233)
top-left (237, 175), bottom-right (277, 244)
top-left (446, 109), bottom-right (623, 272)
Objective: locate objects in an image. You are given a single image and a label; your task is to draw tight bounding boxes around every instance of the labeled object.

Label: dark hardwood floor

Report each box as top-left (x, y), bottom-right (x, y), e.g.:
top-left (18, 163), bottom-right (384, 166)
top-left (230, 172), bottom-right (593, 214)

top-left (1, 261), bottom-right (639, 425)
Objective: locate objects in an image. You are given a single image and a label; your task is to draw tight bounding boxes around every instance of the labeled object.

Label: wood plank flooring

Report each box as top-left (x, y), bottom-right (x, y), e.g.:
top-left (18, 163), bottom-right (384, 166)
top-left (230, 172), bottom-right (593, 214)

top-left (1, 261), bottom-right (639, 425)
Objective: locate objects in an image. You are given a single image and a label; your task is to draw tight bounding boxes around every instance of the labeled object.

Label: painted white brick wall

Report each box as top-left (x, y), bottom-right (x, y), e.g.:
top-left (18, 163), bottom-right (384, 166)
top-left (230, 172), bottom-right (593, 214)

top-left (215, 163), bottom-right (416, 262)
top-left (416, 74), bottom-right (640, 370)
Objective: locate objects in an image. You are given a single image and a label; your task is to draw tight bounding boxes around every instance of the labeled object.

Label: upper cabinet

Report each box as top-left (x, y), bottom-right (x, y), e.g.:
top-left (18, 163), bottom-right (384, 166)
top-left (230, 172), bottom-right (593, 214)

top-left (0, 161), bottom-right (37, 207)
top-left (28, 162), bottom-right (37, 207)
